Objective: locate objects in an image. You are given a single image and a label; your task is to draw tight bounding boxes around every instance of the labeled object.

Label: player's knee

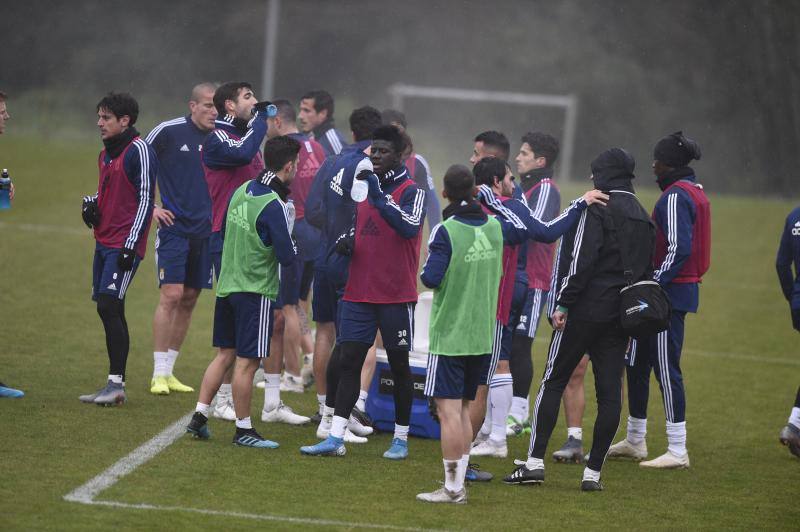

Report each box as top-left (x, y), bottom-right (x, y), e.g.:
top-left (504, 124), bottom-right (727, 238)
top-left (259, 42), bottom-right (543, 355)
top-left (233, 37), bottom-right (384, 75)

top-left (158, 284), bottom-right (184, 309)
top-left (179, 287), bottom-right (201, 309)
top-left (96, 294), bottom-right (122, 320)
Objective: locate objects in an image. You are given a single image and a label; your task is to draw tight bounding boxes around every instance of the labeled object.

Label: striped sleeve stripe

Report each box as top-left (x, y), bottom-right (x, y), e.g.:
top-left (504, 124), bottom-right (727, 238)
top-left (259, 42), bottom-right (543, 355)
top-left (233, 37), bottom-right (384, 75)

top-left (144, 117), bottom-right (186, 144)
top-left (556, 209), bottom-right (588, 301)
top-left (326, 130), bottom-right (343, 154)
top-left (547, 239), bottom-right (563, 316)
top-left (214, 127), bottom-right (255, 148)
top-left (385, 188), bottom-right (426, 226)
top-left (480, 187), bottom-right (526, 229)
top-left (653, 193), bottom-right (678, 282)
top-left (532, 182), bottom-right (551, 220)
top-left (537, 198), bottom-right (584, 229)
top-left (125, 139), bottom-right (152, 250)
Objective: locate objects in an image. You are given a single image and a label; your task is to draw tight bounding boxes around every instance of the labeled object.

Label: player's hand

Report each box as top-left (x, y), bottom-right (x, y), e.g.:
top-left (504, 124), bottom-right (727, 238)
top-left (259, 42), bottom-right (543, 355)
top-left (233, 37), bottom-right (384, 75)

top-left (364, 173), bottom-right (383, 201)
top-left (252, 101), bottom-right (277, 118)
top-left (153, 206), bottom-right (175, 228)
top-left (117, 247), bottom-right (136, 271)
top-left (81, 196), bottom-right (99, 229)
top-left (8, 182), bottom-right (14, 201)
top-left (551, 310), bottom-right (567, 331)
top-left (581, 189), bottom-right (609, 206)
top-left (354, 157), bottom-right (374, 180)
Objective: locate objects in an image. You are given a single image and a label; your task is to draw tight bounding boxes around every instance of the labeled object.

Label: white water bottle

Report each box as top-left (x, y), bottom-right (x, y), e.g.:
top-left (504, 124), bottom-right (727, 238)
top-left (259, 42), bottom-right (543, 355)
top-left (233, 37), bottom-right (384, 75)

top-left (350, 157), bottom-right (374, 203)
top-left (351, 179), bottom-right (369, 203)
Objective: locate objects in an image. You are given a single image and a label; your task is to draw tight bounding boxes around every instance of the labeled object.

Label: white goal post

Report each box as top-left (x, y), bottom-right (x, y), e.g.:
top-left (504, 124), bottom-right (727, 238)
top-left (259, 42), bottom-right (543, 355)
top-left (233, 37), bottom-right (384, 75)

top-left (387, 83), bottom-right (578, 182)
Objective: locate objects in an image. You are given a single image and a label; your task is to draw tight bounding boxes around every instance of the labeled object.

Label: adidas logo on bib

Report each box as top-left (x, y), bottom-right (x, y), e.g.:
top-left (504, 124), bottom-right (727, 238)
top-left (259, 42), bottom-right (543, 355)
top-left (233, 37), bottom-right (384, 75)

top-left (793, 221), bottom-right (800, 236)
top-left (465, 228), bottom-right (497, 262)
top-left (180, 144), bottom-right (190, 152)
top-left (228, 203), bottom-right (250, 231)
top-left (360, 218), bottom-right (380, 236)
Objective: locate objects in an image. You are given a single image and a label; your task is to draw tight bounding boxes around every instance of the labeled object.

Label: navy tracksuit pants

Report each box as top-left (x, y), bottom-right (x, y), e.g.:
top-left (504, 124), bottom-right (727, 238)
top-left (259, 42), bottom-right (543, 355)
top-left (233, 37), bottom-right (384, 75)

top-left (626, 310), bottom-right (687, 423)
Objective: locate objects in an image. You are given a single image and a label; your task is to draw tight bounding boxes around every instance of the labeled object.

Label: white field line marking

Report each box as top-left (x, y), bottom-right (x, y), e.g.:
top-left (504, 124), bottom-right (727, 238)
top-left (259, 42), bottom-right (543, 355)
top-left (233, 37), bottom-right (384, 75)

top-left (63, 413), bottom-right (193, 503)
top-left (63, 411), bottom-right (447, 532)
top-left (532, 337), bottom-right (800, 366)
top-left (0, 221), bottom-right (87, 236)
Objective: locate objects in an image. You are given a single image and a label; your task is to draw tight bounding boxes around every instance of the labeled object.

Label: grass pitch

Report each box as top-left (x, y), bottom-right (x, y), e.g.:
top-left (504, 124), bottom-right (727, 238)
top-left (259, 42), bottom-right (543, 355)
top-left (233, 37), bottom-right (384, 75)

top-left (0, 136), bottom-right (798, 530)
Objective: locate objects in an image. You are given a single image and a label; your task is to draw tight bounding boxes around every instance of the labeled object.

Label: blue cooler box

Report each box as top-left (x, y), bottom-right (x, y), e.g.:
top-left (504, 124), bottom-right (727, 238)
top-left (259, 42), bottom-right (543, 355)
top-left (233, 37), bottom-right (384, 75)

top-left (365, 350), bottom-right (440, 439)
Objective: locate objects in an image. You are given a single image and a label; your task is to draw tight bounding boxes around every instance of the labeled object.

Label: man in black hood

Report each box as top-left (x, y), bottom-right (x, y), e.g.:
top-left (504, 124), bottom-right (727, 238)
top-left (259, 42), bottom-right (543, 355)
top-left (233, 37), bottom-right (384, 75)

top-left (504, 148), bottom-right (654, 491)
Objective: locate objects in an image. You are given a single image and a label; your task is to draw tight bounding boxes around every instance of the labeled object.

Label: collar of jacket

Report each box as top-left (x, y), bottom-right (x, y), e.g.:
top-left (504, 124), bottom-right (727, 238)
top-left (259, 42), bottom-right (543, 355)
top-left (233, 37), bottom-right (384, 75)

top-left (378, 164), bottom-right (408, 189)
top-left (216, 114), bottom-right (249, 135)
top-left (103, 127), bottom-right (139, 159)
top-left (258, 169), bottom-right (291, 201)
top-left (520, 166), bottom-right (554, 191)
top-left (312, 117), bottom-right (336, 139)
top-left (443, 200), bottom-right (486, 221)
top-left (656, 166), bottom-right (695, 191)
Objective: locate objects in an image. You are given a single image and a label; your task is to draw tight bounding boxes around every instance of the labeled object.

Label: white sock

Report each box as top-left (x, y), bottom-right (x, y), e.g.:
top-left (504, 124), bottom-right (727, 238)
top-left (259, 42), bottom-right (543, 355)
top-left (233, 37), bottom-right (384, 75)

top-left (789, 407), bottom-right (800, 427)
top-left (264, 373), bottom-right (281, 412)
top-left (195, 402), bottom-right (210, 417)
top-left (525, 457), bottom-right (545, 470)
top-left (319, 406), bottom-right (333, 432)
top-left (454, 455), bottom-right (469, 491)
top-left (166, 348), bottom-right (179, 375)
top-left (356, 390), bottom-right (368, 411)
top-left (443, 459), bottom-right (460, 492)
top-left (568, 427), bottom-right (583, 440)
top-left (582, 466), bottom-right (601, 482)
top-left (489, 374), bottom-right (513, 444)
top-left (317, 394), bottom-right (326, 415)
top-left (394, 424), bottom-right (409, 441)
top-left (666, 420), bottom-right (687, 456)
top-left (153, 351), bottom-right (169, 378)
top-left (330, 415), bottom-right (348, 439)
top-left (235, 417), bottom-right (252, 430)
top-left (509, 396), bottom-right (528, 422)
top-left (108, 374), bottom-right (123, 384)
top-left (626, 416), bottom-right (647, 444)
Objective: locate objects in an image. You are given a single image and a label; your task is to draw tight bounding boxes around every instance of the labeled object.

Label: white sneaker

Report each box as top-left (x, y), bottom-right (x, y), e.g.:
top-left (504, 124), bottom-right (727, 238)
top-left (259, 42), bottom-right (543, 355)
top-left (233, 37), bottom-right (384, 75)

top-left (255, 380), bottom-right (266, 389)
top-left (416, 486), bottom-right (467, 504)
top-left (212, 398), bottom-right (235, 421)
top-left (316, 424), bottom-right (368, 444)
top-left (607, 438), bottom-right (648, 460)
top-left (261, 402), bottom-right (310, 425)
top-left (639, 450), bottom-right (690, 469)
top-left (348, 414), bottom-right (374, 437)
top-left (470, 439), bottom-right (508, 458)
top-left (471, 430), bottom-right (490, 448)
top-left (279, 373), bottom-right (305, 393)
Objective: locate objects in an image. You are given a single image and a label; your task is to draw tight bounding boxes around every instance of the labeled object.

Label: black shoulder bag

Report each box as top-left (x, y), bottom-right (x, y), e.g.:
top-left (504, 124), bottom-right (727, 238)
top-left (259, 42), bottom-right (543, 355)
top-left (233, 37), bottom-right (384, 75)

top-left (609, 210), bottom-right (671, 339)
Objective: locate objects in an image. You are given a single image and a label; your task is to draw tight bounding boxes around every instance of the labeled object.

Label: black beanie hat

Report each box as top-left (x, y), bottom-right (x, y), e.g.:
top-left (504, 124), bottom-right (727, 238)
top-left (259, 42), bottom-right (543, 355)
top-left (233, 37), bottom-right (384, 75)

top-left (653, 131), bottom-right (701, 168)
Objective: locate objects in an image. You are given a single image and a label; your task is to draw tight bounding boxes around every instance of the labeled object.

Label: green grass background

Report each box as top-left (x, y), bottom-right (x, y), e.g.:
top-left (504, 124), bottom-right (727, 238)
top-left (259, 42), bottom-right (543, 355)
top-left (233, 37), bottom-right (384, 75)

top-left (0, 136), bottom-right (798, 530)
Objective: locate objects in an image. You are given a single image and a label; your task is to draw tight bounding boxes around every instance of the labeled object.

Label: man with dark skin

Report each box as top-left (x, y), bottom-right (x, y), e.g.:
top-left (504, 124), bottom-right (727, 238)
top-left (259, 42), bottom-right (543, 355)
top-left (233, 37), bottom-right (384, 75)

top-left (301, 126), bottom-right (426, 458)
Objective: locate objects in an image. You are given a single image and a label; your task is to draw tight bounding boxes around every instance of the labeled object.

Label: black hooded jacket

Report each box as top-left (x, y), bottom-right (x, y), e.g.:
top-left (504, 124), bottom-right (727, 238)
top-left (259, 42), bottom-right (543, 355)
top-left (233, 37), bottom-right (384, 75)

top-left (553, 149), bottom-right (655, 322)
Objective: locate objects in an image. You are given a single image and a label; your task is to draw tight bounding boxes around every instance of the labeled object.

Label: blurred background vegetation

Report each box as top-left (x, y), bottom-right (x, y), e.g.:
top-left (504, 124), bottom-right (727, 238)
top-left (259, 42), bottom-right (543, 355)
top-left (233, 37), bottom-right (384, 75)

top-left (2, 0), bottom-right (799, 194)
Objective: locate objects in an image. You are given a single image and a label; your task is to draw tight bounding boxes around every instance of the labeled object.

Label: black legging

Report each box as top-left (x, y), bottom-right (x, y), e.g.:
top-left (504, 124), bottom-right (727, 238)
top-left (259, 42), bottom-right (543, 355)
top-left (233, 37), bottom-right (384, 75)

top-left (527, 319), bottom-right (627, 472)
top-left (96, 294), bottom-right (129, 379)
top-left (510, 334), bottom-right (534, 399)
top-left (333, 341), bottom-right (412, 426)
